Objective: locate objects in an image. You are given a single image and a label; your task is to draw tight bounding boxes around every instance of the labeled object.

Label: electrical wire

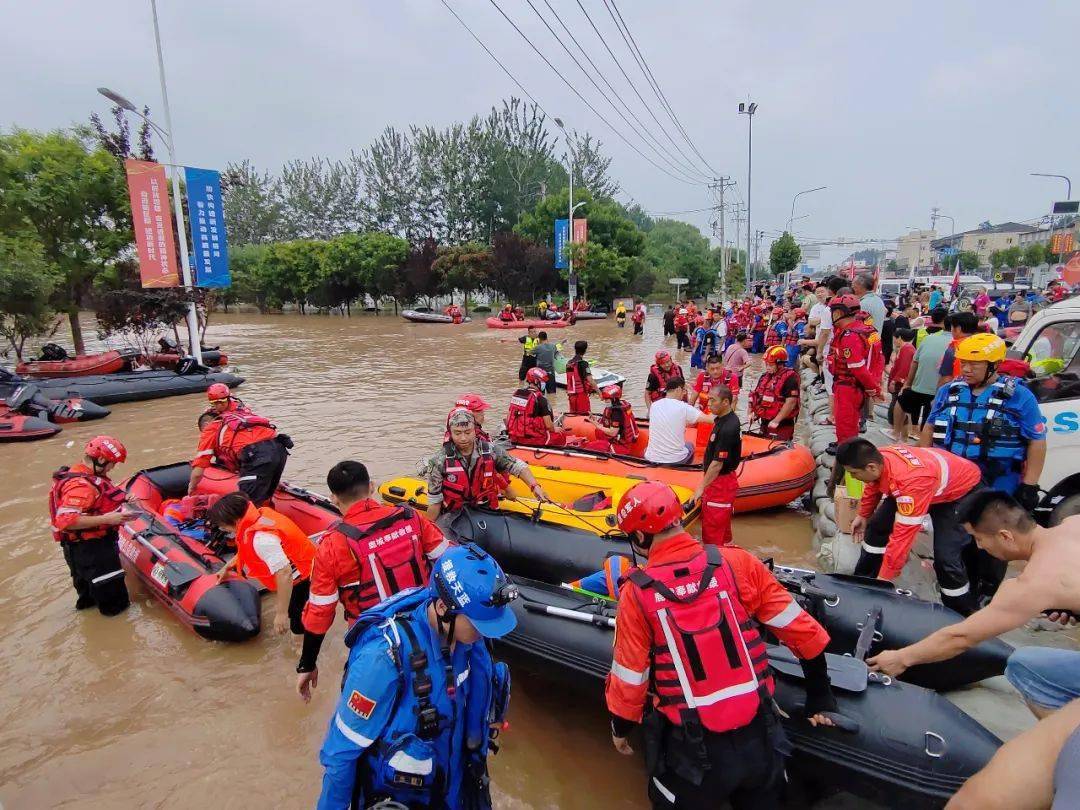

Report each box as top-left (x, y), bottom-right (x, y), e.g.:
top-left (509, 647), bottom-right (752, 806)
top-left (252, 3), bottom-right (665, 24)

top-left (520, 0), bottom-right (709, 185)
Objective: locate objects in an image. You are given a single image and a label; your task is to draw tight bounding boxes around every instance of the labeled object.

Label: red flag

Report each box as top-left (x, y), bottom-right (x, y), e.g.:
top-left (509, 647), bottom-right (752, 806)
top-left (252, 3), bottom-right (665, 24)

top-left (124, 159), bottom-right (179, 288)
top-left (950, 262), bottom-right (960, 298)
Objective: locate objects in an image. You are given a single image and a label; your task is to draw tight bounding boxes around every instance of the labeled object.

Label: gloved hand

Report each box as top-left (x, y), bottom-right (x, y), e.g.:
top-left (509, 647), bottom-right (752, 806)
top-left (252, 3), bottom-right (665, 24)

top-left (1016, 483), bottom-right (1041, 512)
top-left (804, 685), bottom-right (838, 718)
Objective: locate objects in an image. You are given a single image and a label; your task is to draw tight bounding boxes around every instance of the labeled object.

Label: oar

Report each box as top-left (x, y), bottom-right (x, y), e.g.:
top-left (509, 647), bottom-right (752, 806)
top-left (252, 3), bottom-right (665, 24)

top-left (523, 601), bottom-right (615, 628)
top-left (767, 646), bottom-right (873, 694)
top-left (129, 531), bottom-right (204, 592)
top-left (853, 606), bottom-right (883, 662)
top-left (504, 493), bottom-right (621, 539)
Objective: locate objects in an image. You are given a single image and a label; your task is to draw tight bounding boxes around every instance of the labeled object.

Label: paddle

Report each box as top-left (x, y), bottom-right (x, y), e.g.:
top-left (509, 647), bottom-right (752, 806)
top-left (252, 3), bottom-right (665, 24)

top-left (523, 601), bottom-right (615, 628)
top-left (853, 606), bottom-right (883, 662)
top-left (767, 646), bottom-right (871, 694)
top-left (129, 531), bottom-right (204, 593)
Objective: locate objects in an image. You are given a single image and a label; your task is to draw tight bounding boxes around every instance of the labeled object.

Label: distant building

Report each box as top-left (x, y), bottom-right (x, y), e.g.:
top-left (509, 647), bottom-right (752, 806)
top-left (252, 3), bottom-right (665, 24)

top-left (896, 229), bottom-right (937, 270)
top-left (931, 222), bottom-right (1032, 265)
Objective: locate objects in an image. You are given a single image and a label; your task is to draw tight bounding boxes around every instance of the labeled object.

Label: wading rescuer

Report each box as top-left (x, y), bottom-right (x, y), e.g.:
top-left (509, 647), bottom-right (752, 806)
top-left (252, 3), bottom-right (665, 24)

top-left (607, 481), bottom-right (838, 809)
top-left (297, 461), bottom-right (450, 702)
top-left (517, 326), bottom-right (539, 381)
top-left (646, 350), bottom-right (686, 413)
top-left (749, 346), bottom-right (800, 440)
top-left (689, 354), bottom-right (740, 412)
top-left (828, 295), bottom-right (882, 446)
top-left (565, 340), bottom-right (598, 415)
top-left (695, 385), bottom-right (741, 547)
top-left (583, 384), bottom-right (640, 454)
top-left (505, 368), bottom-right (574, 447)
top-left (207, 492), bottom-right (316, 635)
top-left (838, 439), bottom-right (984, 615)
top-left (49, 436), bottom-right (133, 615)
top-left (189, 383), bottom-right (292, 506)
top-left (317, 544), bottom-right (515, 810)
top-left (427, 408), bottom-right (549, 526)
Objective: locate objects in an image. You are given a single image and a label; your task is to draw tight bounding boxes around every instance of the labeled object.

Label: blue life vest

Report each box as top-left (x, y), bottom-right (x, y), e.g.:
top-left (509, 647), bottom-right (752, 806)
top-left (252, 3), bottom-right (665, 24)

top-left (691, 328), bottom-right (721, 370)
top-left (340, 588), bottom-right (510, 810)
top-left (931, 376), bottom-right (1027, 489)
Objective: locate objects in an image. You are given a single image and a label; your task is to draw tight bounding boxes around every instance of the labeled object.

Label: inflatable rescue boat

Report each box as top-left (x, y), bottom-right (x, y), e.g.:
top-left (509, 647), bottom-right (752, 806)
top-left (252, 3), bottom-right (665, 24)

top-left (509, 431), bottom-right (814, 513)
top-left (402, 310), bottom-right (472, 324)
top-left (0, 383), bottom-right (110, 442)
top-left (0, 367), bottom-right (244, 406)
top-left (16, 349), bottom-right (132, 378)
top-left (143, 349), bottom-right (228, 369)
top-left (486, 317), bottom-right (568, 330)
top-left (503, 577), bottom-right (1001, 809)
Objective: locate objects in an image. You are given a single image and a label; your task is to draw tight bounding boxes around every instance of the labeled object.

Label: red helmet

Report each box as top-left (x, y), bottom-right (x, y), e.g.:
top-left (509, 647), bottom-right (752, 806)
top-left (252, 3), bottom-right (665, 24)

top-left (764, 346), bottom-right (788, 365)
top-left (525, 367), bottom-right (549, 385)
top-left (616, 481), bottom-right (684, 535)
top-left (206, 382), bottom-right (231, 401)
top-left (829, 294), bottom-right (860, 315)
top-left (772, 307), bottom-right (784, 316)
top-left (85, 435), bottom-right (127, 464)
top-left (793, 307), bottom-right (807, 318)
top-left (654, 350), bottom-right (671, 363)
top-left (455, 393), bottom-right (491, 413)
top-left (601, 384), bottom-right (623, 400)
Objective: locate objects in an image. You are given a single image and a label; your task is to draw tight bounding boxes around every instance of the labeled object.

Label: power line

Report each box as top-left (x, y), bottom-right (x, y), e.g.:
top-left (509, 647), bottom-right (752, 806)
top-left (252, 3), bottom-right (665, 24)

top-left (481, 0), bottom-right (707, 187)
top-left (570, 0), bottom-right (715, 182)
top-left (602, 0), bottom-right (721, 177)
top-left (647, 205), bottom-right (715, 216)
top-left (520, 0), bottom-right (709, 185)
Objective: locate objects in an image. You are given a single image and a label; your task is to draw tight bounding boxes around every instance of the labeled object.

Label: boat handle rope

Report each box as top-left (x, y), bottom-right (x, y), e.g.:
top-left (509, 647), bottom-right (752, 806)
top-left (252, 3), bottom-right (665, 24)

top-left (924, 731), bottom-right (945, 758)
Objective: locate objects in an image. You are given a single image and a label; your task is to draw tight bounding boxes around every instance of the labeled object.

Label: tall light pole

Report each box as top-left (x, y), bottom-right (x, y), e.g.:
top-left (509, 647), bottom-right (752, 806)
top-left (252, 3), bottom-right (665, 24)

top-left (97, 0), bottom-right (202, 363)
top-left (553, 117), bottom-right (584, 308)
top-left (935, 213), bottom-right (956, 270)
top-left (788, 186), bottom-right (826, 232)
top-left (1031, 173), bottom-right (1073, 267)
top-left (738, 101), bottom-right (757, 283)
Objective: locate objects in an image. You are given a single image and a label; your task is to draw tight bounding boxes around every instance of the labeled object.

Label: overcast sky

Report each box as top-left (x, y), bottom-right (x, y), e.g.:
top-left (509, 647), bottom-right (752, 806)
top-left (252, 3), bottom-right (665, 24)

top-left (4, 1), bottom-right (1078, 266)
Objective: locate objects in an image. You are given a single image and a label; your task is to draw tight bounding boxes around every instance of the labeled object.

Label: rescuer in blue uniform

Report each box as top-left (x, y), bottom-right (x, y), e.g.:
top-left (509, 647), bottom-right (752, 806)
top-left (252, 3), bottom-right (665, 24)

top-left (920, 333), bottom-right (1047, 604)
top-left (316, 544), bottom-right (516, 810)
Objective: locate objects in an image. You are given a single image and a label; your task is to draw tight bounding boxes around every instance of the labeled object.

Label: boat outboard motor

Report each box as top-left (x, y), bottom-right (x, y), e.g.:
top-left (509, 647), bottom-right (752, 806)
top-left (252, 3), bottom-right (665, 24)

top-left (38, 343), bottom-right (69, 361)
top-left (177, 358), bottom-right (211, 375)
top-left (5, 383), bottom-right (38, 412)
top-left (159, 335), bottom-right (179, 352)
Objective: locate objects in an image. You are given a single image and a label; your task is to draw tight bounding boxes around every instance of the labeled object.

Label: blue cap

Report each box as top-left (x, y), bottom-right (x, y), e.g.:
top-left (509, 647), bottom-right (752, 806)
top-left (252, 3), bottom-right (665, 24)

top-left (431, 544), bottom-right (518, 639)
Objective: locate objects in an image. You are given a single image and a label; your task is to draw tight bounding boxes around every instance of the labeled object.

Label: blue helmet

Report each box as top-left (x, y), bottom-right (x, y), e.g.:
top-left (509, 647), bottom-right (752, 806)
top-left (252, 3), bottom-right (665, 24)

top-left (431, 544), bottom-right (518, 639)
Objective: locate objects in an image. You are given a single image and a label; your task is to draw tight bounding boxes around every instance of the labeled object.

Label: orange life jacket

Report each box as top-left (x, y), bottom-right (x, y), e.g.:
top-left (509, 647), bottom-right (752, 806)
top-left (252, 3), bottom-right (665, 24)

top-left (234, 505), bottom-right (317, 590)
top-left (749, 367), bottom-right (799, 422)
top-left (648, 363), bottom-right (685, 403)
top-left (48, 467), bottom-right (126, 542)
top-left (214, 404), bottom-right (275, 468)
top-left (601, 401), bottom-right (640, 446)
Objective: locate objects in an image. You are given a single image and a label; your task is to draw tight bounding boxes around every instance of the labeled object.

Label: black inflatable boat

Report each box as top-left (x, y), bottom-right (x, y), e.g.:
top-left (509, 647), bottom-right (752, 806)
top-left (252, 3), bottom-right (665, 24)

top-left (445, 508), bottom-right (1011, 691)
top-left (0, 367), bottom-right (243, 406)
top-left (504, 577), bottom-right (1001, 809)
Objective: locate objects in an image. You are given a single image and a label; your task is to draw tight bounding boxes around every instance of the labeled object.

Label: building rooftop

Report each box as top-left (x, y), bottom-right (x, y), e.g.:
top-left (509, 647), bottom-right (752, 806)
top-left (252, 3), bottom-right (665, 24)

top-left (931, 222), bottom-right (1035, 248)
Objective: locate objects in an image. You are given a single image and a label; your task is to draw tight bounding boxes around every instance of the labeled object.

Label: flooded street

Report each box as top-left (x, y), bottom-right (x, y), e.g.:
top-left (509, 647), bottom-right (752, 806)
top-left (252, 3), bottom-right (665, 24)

top-left (0, 310), bottom-right (812, 809)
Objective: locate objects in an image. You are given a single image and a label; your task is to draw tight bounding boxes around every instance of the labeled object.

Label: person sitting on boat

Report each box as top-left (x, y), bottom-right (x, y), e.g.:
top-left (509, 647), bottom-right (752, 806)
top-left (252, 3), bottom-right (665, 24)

top-left (207, 492), bottom-right (316, 636)
top-left (689, 354), bottom-right (740, 412)
top-left (749, 346), bottom-right (800, 440)
top-left (317, 544), bottom-right (515, 810)
top-left (505, 368), bottom-right (576, 448)
top-left (498, 304), bottom-right (515, 323)
top-left (644, 378), bottom-right (714, 466)
top-left (565, 340), bottom-right (598, 416)
top-left (188, 383), bottom-right (292, 507)
top-left (869, 491), bottom-right (1080, 716)
top-left (607, 481), bottom-right (837, 809)
top-left (445, 393), bottom-right (495, 442)
top-left (568, 554), bottom-right (633, 599)
top-left (645, 350), bottom-right (686, 413)
top-left (513, 305), bottom-right (526, 321)
top-left (427, 407), bottom-right (549, 528)
top-left (48, 436), bottom-right (134, 616)
top-left (297, 460), bottom-right (450, 703)
top-left (582, 385), bottom-right (640, 454)
top-left (444, 303), bottom-right (464, 324)
top-left (695, 385), bottom-right (741, 547)
top-left (615, 303), bottom-right (627, 327)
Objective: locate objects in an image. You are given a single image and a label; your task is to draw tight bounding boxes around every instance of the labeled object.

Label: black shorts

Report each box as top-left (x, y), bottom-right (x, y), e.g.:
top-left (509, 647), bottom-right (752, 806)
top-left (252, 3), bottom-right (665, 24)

top-left (898, 389), bottom-right (934, 427)
top-left (237, 436), bottom-right (290, 506)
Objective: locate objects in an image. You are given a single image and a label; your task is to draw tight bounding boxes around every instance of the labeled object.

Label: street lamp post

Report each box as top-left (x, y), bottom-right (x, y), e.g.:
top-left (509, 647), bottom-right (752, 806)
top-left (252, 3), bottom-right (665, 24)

top-left (787, 186), bottom-right (826, 232)
top-left (1031, 173), bottom-right (1074, 267)
top-left (738, 101), bottom-right (757, 283)
top-left (553, 117), bottom-right (584, 309)
top-left (97, 0), bottom-right (202, 364)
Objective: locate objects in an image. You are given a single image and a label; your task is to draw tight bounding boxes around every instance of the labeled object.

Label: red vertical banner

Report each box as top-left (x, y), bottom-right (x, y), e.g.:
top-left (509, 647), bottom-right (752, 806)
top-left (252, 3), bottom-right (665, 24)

top-left (124, 159), bottom-right (180, 288)
top-left (572, 218), bottom-right (587, 245)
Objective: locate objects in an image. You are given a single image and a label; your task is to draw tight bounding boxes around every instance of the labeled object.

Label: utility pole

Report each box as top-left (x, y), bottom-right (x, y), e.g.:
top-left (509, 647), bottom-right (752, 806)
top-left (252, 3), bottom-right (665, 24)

top-left (710, 177), bottom-right (734, 297)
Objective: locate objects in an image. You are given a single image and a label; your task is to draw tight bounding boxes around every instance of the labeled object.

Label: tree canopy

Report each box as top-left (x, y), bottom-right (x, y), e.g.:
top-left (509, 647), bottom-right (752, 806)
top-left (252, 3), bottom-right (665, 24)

top-left (769, 232), bottom-right (802, 277)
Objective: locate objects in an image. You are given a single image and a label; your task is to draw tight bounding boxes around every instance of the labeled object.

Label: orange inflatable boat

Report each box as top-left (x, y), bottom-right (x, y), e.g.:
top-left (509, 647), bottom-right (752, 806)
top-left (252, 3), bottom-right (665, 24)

top-left (509, 415), bottom-right (814, 513)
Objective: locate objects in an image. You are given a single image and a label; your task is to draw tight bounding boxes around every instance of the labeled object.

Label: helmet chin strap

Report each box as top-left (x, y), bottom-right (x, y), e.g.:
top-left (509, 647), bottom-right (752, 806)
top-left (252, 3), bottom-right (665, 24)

top-left (979, 362), bottom-right (997, 387)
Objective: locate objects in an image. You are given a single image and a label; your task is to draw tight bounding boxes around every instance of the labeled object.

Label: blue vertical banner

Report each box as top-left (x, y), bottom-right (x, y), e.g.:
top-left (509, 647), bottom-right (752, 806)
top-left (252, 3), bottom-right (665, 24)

top-left (554, 218), bottom-right (569, 269)
top-left (184, 167), bottom-right (231, 287)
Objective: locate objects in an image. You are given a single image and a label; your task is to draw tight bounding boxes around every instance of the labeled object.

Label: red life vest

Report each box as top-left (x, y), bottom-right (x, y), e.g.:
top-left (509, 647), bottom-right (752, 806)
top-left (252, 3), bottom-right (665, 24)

top-left (828, 321), bottom-right (881, 384)
top-left (215, 405), bottom-right (275, 468)
top-left (784, 321), bottom-right (805, 346)
top-left (627, 546), bottom-right (773, 733)
top-left (764, 322), bottom-right (783, 347)
top-left (648, 363), bottom-right (685, 403)
top-left (749, 368), bottom-right (799, 422)
top-left (566, 357), bottom-right (591, 414)
top-left (48, 467), bottom-right (126, 542)
top-left (506, 388), bottom-right (551, 442)
top-left (694, 370), bottom-right (739, 413)
top-left (334, 506), bottom-right (431, 616)
top-left (439, 441), bottom-right (501, 512)
top-left (601, 401), bottom-right (640, 446)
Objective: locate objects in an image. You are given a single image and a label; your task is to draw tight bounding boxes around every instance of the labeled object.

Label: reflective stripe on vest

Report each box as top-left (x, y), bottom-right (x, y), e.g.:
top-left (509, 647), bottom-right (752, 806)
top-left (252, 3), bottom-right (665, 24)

top-left (440, 442), bottom-right (500, 512)
top-left (932, 378), bottom-right (1026, 479)
top-left (602, 403), bottom-right (639, 445)
top-left (506, 390), bottom-right (549, 442)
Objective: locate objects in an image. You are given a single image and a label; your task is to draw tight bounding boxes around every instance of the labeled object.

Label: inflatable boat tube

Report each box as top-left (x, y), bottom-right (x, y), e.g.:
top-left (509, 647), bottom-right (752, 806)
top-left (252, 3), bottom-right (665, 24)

top-left (16, 349), bottom-right (130, 378)
top-left (502, 577), bottom-right (1000, 809)
top-left (379, 467), bottom-right (699, 537)
top-left (772, 565), bottom-right (1013, 691)
top-left (4, 382), bottom-right (110, 424)
top-left (486, 317), bottom-right (568, 329)
top-left (143, 350), bottom-right (228, 369)
top-left (0, 410), bottom-right (61, 442)
top-left (568, 311), bottom-right (607, 320)
top-left (0, 368), bottom-right (244, 406)
top-left (401, 310), bottom-right (472, 324)
top-left (509, 432), bottom-right (815, 513)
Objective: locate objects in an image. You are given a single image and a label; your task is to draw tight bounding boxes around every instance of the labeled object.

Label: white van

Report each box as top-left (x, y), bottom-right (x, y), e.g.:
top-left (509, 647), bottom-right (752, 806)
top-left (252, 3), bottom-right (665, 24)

top-left (1008, 297), bottom-right (1080, 524)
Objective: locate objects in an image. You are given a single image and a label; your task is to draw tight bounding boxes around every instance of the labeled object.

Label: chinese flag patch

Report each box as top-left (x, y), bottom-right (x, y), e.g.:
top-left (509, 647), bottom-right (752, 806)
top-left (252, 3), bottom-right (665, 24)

top-left (348, 690), bottom-right (377, 719)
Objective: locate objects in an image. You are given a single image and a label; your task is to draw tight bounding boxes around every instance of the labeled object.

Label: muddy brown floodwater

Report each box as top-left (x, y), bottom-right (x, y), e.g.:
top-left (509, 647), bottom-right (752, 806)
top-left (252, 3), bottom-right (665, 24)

top-left (0, 310), bottom-right (813, 809)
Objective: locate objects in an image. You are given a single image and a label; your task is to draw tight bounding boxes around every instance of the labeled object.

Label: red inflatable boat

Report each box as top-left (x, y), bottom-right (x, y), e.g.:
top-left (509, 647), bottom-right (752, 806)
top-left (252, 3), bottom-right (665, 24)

top-left (0, 410), bottom-right (60, 442)
top-left (17, 350), bottom-right (128, 378)
top-left (486, 317), bottom-right (568, 329)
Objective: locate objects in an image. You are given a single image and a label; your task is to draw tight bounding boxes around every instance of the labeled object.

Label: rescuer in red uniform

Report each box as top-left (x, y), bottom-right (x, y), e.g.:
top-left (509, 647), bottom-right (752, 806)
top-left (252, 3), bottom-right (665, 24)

top-left (688, 354), bottom-right (740, 412)
top-left (827, 295), bottom-right (882, 446)
top-left (583, 384), bottom-right (640, 454)
top-left (49, 436), bottom-right (134, 615)
top-left (189, 383), bottom-right (292, 506)
top-left (645, 351), bottom-right (686, 412)
top-left (296, 460), bottom-right (451, 702)
top-left (749, 345), bottom-right (800, 440)
top-left (565, 339), bottom-right (598, 415)
top-left (695, 384), bottom-right (741, 546)
top-left (607, 481), bottom-right (838, 809)
top-left (506, 367), bottom-right (574, 447)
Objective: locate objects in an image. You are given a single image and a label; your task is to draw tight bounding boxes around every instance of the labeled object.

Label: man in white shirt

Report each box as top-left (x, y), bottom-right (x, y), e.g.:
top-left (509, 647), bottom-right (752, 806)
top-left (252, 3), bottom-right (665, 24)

top-left (803, 285), bottom-right (834, 389)
top-left (645, 378), bottom-right (715, 464)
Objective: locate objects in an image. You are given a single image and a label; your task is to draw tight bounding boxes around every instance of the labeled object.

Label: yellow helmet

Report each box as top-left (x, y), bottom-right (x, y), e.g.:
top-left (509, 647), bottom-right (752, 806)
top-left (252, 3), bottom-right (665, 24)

top-left (956, 333), bottom-right (1006, 364)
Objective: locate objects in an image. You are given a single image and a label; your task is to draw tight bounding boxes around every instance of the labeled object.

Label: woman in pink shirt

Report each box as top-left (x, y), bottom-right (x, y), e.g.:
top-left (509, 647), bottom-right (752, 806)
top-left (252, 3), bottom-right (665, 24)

top-left (973, 287), bottom-right (991, 316)
top-left (722, 331), bottom-right (752, 386)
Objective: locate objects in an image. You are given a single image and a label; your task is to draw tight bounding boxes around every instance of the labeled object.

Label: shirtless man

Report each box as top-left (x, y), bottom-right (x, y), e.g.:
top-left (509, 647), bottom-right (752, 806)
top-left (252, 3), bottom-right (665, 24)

top-left (868, 491), bottom-right (1079, 718)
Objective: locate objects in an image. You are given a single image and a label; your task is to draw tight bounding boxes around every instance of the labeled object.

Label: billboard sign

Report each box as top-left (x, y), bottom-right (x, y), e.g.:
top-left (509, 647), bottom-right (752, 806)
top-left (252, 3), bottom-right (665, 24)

top-left (124, 159), bottom-right (179, 288)
top-left (184, 167), bottom-right (230, 288)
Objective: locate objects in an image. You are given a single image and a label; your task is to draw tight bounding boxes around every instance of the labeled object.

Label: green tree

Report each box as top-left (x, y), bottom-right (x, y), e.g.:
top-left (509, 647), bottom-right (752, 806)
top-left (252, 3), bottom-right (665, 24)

top-left (322, 233), bottom-right (372, 314)
top-left (0, 129), bottom-right (131, 353)
top-left (989, 250), bottom-right (1004, 270)
top-left (1000, 246), bottom-right (1022, 269)
top-left (228, 244), bottom-right (274, 312)
top-left (567, 241), bottom-right (631, 304)
top-left (354, 232), bottom-right (410, 312)
top-left (944, 250), bottom-right (980, 272)
top-left (1023, 242), bottom-right (1047, 267)
top-left (724, 262), bottom-right (747, 298)
top-left (432, 243), bottom-right (493, 310)
top-left (768, 232), bottom-right (801, 278)
top-left (0, 235), bottom-right (61, 360)
top-left (642, 220), bottom-right (713, 297)
top-left (515, 188), bottom-right (645, 259)
top-left (222, 160), bottom-right (285, 245)
top-left (92, 260), bottom-right (193, 356)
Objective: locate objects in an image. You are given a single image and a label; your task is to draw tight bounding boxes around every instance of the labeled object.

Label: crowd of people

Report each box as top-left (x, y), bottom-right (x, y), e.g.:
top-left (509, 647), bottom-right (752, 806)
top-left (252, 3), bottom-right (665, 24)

top-left (45, 268), bottom-right (1080, 808)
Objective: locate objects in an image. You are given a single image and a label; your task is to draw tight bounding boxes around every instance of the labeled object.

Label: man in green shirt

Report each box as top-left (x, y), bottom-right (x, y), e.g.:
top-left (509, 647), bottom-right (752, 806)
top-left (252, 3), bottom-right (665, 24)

top-left (533, 331), bottom-right (561, 395)
top-left (897, 308), bottom-right (950, 434)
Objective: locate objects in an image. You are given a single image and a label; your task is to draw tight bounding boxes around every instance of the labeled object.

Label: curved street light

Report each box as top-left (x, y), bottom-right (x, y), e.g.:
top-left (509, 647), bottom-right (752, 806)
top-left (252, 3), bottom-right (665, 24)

top-left (788, 186), bottom-right (826, 231)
